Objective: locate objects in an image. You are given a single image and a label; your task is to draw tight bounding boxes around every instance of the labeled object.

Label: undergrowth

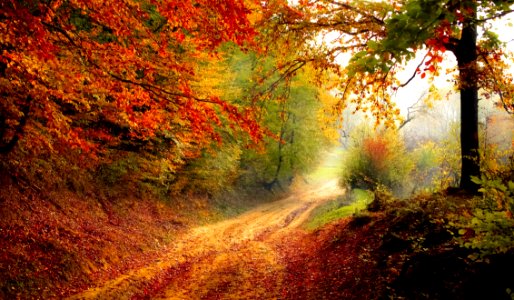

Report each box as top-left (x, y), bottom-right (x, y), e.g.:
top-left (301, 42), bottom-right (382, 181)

top-left (281, 188), bottom-right (514, 299)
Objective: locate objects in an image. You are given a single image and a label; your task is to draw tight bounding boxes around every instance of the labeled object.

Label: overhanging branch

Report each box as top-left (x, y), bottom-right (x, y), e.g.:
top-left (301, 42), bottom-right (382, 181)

top-left (399, 51), bottom-right (430, 87)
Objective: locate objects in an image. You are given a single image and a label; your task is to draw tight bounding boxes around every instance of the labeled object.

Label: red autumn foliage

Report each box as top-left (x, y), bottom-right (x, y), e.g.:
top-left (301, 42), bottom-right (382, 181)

top-left (0, 0), bottom-right (262, 163)
top-left (362, 136), bottom-right (390, 173)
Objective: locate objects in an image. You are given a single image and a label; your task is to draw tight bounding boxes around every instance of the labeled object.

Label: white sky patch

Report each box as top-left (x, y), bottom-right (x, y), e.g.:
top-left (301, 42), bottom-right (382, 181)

top-left (392, 13), bottom-right (514, 116)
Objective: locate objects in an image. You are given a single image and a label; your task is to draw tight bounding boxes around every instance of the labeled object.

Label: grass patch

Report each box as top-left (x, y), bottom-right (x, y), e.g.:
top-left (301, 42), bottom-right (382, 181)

top-left (305, 189), bottom-right (374, 230)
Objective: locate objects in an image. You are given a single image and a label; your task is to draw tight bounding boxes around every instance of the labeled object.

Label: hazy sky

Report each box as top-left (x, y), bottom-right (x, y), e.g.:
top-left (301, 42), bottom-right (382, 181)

top-left (307, 3), bottom-right (514, 119)
top-left (393, 13), bottom-right (514, 115)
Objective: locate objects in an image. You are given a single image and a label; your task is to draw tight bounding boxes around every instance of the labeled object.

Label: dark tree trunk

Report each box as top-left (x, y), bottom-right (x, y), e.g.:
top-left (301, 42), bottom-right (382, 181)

top-left (454, 9), bottom-right (480, 191)
top-left (268, 109), bottom-right (289, 190)
top-left (0, 96), bottom-right (31, 155)
top-left (272, 119), bottom-right (286, 185)
top-left (289, 114), bottom-right (296, 180)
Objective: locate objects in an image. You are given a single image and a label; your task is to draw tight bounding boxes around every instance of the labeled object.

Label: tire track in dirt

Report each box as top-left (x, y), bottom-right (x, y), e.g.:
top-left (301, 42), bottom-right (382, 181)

top-left (68, 179), bottom-right (343, 299)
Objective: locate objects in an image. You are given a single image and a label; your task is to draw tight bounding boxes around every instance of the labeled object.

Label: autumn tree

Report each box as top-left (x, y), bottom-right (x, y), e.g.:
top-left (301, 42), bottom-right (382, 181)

top-left (263, 0), bottom-right (514, 191)
top-left (0, 0), bottom-right (262, 173)
top-left (254, 71), bottom-right (336, 189)
top-left (216, 47), bottom-right (338, 190)
top-left (340, 126), bottom-right (414, 195)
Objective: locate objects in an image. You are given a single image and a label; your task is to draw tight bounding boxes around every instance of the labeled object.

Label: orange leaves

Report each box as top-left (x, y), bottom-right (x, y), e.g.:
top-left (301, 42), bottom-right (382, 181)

top-left (477, 47), bottom-right (514, 113)
top-left (421, 21), bottom-right (452, 80)
top-left (1, 0), bottom-right (262, 161)
top-left (419, 52), bottom-right (442, 79)
top-left (416, 42), bottom-right (446, 80)
top-left (209, 95), bottom-right (265, 144)
top-left (155, 0), bottom-right (256, 49)
top-left (363, 135), bottom-right (390, 172)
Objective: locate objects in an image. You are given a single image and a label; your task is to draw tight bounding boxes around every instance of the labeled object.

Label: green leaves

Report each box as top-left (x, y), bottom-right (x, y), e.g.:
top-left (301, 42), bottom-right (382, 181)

top-left (456, 174), bottom-right (514, 257)
top-left (339, 126), bottom-right (414, 196)
top-left (381, 0), bottom-right (445, 52)
top-left (459, 209), bottom-right (514, 256)
top-left (482, 30), bottom-right (503, 50)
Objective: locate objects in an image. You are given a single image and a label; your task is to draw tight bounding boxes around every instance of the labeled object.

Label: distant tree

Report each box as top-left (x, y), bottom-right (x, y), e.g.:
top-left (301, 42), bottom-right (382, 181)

top-left (340, 126), bottom-right (413, 195)
top-left (223, 50), bottom-right (337, 189)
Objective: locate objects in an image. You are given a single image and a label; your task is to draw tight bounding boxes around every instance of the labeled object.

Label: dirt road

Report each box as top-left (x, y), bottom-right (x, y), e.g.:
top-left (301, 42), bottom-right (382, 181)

top-left (69, 179), bottom-right (343, 299)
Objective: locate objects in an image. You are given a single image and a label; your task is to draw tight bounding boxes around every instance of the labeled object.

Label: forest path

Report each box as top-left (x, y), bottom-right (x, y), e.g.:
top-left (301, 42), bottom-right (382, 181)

top-left (69, 179), bottom-right (343, 299)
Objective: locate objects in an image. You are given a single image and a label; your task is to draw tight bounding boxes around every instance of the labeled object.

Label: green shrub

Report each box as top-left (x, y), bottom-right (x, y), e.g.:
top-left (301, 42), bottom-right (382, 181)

top-left (94, 151), bottom-right (184, 199)
top-left (410, 139), bottom-right (460, 192)
top-left (453, 175), bottom-right (514, 258)
top-left (339, 128), bottom-right (413, 196)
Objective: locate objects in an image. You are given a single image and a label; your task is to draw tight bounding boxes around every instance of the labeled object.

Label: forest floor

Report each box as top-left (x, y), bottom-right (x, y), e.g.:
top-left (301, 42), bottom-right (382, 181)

top-left (67, 178), bottom-right (514, 300)
top-left (3, 146), bottom-right (513, 299)
top-left (69, 179), bottom-right (344, 299)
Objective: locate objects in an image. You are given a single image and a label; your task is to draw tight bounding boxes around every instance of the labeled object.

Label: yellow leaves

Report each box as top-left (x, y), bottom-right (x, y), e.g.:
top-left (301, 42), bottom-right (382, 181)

top-left (191, 55), bottom-right (231, 100)
top-left (316, 85), bottom-right (341, 143)
top-left (244, 0), bottom-right (264, 25)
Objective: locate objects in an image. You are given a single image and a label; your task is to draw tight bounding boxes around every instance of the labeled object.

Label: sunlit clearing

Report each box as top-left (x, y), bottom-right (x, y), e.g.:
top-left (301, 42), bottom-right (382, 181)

top-left (305, 146), bottom-right (345, 183)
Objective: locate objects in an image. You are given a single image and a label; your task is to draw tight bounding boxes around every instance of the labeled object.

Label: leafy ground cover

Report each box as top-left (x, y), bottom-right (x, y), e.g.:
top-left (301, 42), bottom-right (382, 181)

top-left (0, 177), bottom-right (184, 298)
top-left (0, 172), bottom-right (267, 299)
top-left (65, 179), bottom-right (343, 299)
top-left (279, 190), bottom-right (514, 299)
top-left (2, 170), bottom-right (513, 299)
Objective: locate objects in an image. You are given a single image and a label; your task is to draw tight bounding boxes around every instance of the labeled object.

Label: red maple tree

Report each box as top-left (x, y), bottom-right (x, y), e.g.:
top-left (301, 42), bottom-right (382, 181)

top-left (0, 0), bottom-right (262, 161)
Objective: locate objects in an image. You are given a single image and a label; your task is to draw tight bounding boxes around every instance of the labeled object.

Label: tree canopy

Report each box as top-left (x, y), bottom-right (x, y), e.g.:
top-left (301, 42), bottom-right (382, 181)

top-left (4, 0), bottom-right (514, 192)
top-left (264, 0), bottom-right (514, 191)
top-left (1, 0), bottom-right (262, 163)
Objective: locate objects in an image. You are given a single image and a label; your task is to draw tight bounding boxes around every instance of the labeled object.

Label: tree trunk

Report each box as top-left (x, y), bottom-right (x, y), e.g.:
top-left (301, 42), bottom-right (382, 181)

top-left (269, 112), bottom-right (288, 189)
top-left (455, 9), bottom-right (480, 191)
top-left (0, 96), bottom-right (31, 155)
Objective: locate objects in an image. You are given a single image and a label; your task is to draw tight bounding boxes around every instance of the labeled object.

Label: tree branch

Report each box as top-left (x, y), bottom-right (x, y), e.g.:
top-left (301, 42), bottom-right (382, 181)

top-left (325, 0), bottom-right (386, 25)
top-left (399, 51), bottom-right (430, 87)
top-left (479, 52), bottom-right (514, 114)
top-left (477, 9), bottom-right (514, 23)
top-left (398, 90), bottom-right (427, 130)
